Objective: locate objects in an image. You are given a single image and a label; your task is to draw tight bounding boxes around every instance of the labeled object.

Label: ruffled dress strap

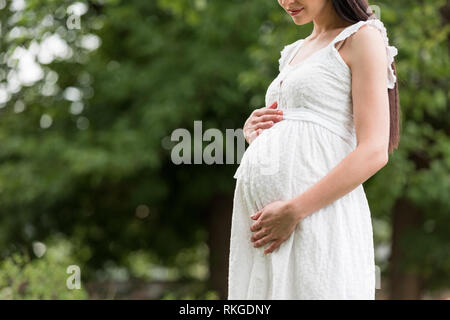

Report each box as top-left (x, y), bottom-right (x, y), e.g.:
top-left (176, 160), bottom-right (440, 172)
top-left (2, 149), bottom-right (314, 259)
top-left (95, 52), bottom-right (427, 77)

top-left (331, 18), bottom-right (398, 89)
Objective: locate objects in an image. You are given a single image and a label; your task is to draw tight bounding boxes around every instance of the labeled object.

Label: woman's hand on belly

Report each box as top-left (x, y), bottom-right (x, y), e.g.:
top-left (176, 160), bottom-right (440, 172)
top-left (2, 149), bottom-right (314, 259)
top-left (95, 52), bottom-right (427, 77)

top-left (249, 200), bottom-right (300, 254)
top-left (243, 101), bottom-right (284, 144)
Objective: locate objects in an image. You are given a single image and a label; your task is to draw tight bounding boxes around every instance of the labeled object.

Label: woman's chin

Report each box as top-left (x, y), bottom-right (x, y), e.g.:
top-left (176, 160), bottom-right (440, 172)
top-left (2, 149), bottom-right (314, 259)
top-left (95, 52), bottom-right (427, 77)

top-left (291, 17), bottom-right (310, 26)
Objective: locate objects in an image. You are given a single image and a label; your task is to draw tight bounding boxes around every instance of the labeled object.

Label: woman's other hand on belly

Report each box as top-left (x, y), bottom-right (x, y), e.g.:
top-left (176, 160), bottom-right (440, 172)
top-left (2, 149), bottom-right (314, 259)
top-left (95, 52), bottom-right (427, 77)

top-left (249, 199), bottom-right (301, 254)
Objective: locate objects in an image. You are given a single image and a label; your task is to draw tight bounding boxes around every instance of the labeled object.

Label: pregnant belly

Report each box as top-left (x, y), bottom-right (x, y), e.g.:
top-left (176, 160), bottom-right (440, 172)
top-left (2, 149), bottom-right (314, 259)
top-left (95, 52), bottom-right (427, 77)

top-left (234, 120), bottom-right (354, 209)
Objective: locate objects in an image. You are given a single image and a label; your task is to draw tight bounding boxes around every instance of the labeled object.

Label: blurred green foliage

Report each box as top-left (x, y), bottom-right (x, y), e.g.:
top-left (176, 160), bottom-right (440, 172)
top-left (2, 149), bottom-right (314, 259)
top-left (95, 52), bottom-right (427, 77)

top-left (0, 237), bottom-right (88, 299)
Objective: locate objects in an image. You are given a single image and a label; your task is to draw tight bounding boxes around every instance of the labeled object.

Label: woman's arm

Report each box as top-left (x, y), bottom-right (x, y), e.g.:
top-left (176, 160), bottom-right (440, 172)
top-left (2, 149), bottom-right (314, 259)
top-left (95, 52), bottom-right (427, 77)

top-left (286, 24), bottom-right (391, 223)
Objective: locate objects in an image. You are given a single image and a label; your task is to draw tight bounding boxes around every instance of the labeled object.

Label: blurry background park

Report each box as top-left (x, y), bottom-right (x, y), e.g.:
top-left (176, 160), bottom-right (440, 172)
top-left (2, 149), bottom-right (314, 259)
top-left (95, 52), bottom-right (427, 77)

top-left (0, 0), bottom-right (448, 299)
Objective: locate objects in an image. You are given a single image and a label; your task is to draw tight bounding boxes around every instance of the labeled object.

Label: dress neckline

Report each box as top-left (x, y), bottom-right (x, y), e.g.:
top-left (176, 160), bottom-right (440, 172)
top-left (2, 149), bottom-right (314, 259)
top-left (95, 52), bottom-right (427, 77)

top-left (286, 21), bottom-right (360, 69)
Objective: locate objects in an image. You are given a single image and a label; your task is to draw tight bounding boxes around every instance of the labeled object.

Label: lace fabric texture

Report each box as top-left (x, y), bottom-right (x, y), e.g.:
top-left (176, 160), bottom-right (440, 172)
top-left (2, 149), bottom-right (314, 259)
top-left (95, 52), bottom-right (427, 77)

top-left (228, 19), bottom-right (397, 300)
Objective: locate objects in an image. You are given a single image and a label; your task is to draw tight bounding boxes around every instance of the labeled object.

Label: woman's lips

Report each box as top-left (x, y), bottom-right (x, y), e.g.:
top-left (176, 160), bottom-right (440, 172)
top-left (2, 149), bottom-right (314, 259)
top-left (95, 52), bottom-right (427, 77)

top-left (288, 8), bottom-right (304, 16)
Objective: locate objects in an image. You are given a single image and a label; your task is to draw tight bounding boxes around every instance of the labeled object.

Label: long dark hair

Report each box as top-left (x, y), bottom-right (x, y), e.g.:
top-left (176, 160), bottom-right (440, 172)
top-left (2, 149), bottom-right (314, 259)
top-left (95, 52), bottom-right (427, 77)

top-left (332, 0), bottom-right (400, 154)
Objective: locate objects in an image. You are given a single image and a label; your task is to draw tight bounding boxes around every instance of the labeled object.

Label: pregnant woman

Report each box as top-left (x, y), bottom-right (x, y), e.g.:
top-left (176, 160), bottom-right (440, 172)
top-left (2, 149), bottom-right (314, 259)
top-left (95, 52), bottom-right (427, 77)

top-left (228, 0), bottom-right (400, 299)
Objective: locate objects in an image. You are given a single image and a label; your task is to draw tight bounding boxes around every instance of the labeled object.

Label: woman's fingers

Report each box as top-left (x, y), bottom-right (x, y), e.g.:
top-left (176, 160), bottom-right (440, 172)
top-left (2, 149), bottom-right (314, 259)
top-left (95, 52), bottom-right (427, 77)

top-left (249, 115), bottom-right (283, 130)
top-left (251, 228), bottom-right (268, 242)
top-left (264, 240), bottom-right (282, 254)
top-left (253, 108), bottom-right (282, 118)
top-left (245, 122), bottom-right (272, 144)
top-left (247, 122), bottom-right (273, 135)
top-left (253, 102), bottom-right (277, 116)
top-left (249, 113), bottom-right (283, 130)
top-left (253, 234), bottom-right (274, 248)
top-left (246, 130), bottom-right (258, 144)
top-left (257, 114), bottom-right (284, 123)
top-left (250, 210), bottom-right (263, 220)
top-left (250, 219), bottom-right (263, 232)
top-left (253, 121), bottom-right (274, 130)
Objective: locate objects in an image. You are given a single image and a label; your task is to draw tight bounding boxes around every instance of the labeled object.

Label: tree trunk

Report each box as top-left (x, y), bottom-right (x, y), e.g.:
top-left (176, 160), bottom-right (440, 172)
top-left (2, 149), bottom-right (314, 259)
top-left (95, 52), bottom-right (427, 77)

top-left (206, 193), bottom-right (233, 299)
top-left (388, 197), bottom-right (424, 299)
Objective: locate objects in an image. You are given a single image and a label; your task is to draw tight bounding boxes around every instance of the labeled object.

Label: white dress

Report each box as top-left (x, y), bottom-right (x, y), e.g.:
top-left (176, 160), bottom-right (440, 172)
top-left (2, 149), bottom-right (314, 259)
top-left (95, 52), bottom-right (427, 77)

top-left (228, 18), bottom-right (398, 300)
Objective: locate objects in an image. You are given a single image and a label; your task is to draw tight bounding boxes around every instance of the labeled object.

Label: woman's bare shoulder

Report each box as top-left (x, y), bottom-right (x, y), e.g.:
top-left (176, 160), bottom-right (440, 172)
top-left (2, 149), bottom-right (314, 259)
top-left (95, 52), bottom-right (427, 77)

top-left (341, 24), bottom-right (387, 70)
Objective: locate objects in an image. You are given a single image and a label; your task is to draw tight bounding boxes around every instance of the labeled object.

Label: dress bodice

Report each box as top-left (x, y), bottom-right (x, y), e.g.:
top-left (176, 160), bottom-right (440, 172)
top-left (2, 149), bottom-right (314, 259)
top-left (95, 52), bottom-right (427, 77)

top-left (233, 18), bottom-right (398, 181)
